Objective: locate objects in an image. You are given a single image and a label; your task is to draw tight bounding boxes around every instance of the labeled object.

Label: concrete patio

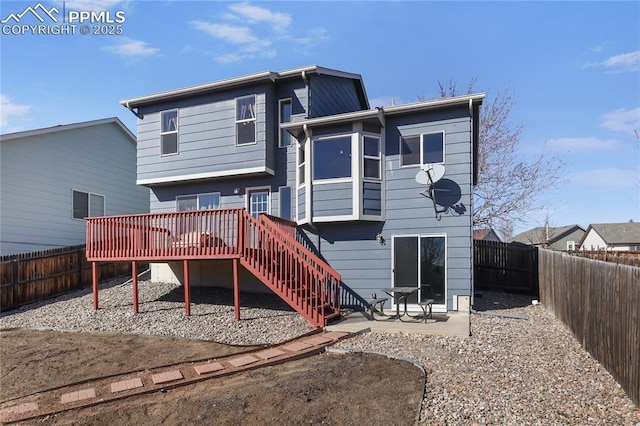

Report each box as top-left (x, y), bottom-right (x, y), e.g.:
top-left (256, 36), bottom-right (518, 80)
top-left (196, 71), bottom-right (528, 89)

top-left (325, 310), bottom-right (470, 337)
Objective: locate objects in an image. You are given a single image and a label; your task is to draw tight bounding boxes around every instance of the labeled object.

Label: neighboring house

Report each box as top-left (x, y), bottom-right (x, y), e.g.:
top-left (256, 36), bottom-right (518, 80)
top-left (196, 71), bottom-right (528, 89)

top-left (512, 224), bottom-right (586, 251)
top-left (473, 228), bottom-right (502, 242)
top-left (578, 222), bottom-right (640, 252)
top-left (0, 118), bottom-right (149, 256)
top-left (85, 65), bottom-right (484, 326)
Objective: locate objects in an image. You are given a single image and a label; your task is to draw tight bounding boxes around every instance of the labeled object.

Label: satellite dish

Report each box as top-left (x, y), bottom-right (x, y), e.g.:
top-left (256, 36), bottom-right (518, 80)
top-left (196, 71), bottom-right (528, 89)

top-left (416, 164), bottom-right (445, 185)
top-left (415, 170), bottom-right (430, 185)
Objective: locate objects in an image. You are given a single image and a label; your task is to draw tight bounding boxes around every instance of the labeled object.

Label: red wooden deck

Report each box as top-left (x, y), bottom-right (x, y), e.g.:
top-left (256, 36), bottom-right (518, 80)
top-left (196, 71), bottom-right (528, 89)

top-left (85, 209), bottom-right (341, 327)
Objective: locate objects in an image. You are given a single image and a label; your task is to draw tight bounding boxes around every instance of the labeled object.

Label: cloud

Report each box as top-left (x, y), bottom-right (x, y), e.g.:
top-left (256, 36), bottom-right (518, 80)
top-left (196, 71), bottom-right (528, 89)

top-left (102, 37), bottom-right (159, 57)
top-left (190, 3), bottom-right (325, 64)
top-left (584, 51), bottom-right (640, 73)
top-left (600, 107), bottom-right (640, 135)
top-left (569, 168), bottom-right (638, 188)
top-left (293, 28), bottom-right (329, 51)
top-left (228, 3), bottom-right (290, 30)
top-left (545, 137), bottom-right (620, 152)
top-left (191, 21), bottom-right (259, 44)
top-left (0, 94), bottom-right (31, 132)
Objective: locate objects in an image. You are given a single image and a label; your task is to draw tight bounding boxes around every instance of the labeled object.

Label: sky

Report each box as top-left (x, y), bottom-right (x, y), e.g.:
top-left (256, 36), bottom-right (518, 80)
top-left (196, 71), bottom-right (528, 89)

top-left (1, 0), bottom-right (638, 237)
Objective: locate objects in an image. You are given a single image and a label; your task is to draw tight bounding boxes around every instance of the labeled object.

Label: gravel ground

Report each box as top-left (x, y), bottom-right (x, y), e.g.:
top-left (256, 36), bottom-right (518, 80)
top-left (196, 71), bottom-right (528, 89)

top-left (0, 275), bottom-right (315, 345)
top-left (1, 277), bottom-right (638, 425)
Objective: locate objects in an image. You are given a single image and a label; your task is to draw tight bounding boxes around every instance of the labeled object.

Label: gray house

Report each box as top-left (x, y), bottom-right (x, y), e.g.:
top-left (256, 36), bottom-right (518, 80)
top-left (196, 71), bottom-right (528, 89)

top-left (512, 224), bottom-right (586, 251)
top-left (86, 65), bottom-right (483, 325)
top-left (0, 118), bottom-right (149, 256)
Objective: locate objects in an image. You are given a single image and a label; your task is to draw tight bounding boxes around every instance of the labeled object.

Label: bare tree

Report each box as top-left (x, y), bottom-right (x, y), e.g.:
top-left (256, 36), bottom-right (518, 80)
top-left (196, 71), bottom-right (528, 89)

top-left (434, 80), bottom-right (565, 234)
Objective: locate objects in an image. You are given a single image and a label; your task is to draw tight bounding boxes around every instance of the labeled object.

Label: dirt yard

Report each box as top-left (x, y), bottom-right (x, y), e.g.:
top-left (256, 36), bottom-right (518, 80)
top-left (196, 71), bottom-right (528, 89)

top-left (0, 329), bottom-right (424, 425)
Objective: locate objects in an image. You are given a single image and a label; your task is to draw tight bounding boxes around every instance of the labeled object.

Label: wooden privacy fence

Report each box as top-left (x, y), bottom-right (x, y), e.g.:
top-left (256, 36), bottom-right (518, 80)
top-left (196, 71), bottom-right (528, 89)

top-left (1, 245), bottom-right (133, 312)
top-left (474, 240), bottom-right (538, 295)
top-left (567, 250), bottom-right (640, 267)
top-left (538, 249), bottom-right (640, 407)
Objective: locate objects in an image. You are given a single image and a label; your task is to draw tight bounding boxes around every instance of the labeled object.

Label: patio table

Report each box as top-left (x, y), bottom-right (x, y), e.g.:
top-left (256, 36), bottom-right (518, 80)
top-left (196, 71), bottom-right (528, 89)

top-left (381, 287), bottom-right (418, 321)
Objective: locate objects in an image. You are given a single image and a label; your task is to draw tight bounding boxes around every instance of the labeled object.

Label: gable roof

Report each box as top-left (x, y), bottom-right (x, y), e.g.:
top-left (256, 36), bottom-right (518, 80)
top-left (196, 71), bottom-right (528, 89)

top-left (0, 117), bottom-right (136, 144)
top-left (512, 224), bottom-right (585, 246)
top-left (473, 228), bottom-right (502, 241)
top-left (120, 65), bottom-right (369, 110)
top-left (581, 222), bottom-right (640, 245)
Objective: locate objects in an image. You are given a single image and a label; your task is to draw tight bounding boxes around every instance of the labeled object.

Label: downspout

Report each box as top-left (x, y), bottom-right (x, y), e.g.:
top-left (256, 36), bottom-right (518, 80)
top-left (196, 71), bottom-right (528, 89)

top-left (469, 99), bottom-right (475, 312)
top-left (302, 70), bottom-right (310, 118)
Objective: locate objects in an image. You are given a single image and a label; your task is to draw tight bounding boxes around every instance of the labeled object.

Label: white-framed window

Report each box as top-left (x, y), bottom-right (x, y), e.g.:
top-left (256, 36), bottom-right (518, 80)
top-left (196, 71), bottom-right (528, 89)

top-left (246, 187), bottom-right (270, 219)
top-left (313, 134), bottom-right (352, 181)
top-left (566, 241), bottom-right (576, 251)
top-left (400, 131), bottom-right (445, 167)
top-left (279, 98), bottom-right (293, 147)
top-left (363, 135), bottom-right (381, 179)
top-left (72, 190), bottom-right (104, 219)
top-left (236, 95), bottom-right (256, 146)
top-left (160, 110), bottom-right (178, 155)
top-left (297, 143), bottom-right (306, 186)
top-left (176, 192), bottom-right (220, 211)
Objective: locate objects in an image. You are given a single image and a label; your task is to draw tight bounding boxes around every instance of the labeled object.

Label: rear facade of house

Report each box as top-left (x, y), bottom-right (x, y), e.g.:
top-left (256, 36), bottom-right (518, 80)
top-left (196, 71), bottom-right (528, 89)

top-left (111, 66), bottom-right (483, 316)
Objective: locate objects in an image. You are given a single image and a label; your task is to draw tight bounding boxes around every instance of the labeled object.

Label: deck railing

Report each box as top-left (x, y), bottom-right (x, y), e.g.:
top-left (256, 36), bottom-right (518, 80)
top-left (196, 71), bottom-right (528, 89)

top-left (86, 209), bottom-right (243, 261)
top-left (258, 215), bottom-right (341, 321)
top-left (240, 213), bottom-right (340, 326)
top-left (85, 208), bottom-right (341, 326)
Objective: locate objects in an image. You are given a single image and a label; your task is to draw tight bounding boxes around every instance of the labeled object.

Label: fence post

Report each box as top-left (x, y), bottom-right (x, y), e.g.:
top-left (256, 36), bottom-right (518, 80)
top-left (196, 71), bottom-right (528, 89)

top-left (12, 259), bottom-right (19, 309)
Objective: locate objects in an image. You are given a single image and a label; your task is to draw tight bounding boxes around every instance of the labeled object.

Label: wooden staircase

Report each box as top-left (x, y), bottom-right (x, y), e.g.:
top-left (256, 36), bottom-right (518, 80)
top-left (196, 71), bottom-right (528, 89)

top-left (239, 211), bottom-right (341, 327)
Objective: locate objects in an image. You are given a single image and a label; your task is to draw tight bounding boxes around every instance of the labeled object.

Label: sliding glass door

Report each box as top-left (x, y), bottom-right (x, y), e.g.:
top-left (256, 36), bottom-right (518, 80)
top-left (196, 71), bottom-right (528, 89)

top-left (392, 235), bottom-right (446, 307)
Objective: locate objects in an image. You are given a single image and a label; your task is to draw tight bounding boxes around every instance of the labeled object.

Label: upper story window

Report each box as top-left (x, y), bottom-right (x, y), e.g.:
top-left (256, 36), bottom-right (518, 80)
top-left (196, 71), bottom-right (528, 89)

top-left (363, 136), bottom-right (381, 179)
top-left (566, 241), bottom-right (576, 251)
top-left (161, 110), bottom-right (178, 155)
top-left (279, 98), bottom-right (293, 147)
top-left (400, 131), bottom-right (445, 167)
top-left (73, 190), bottom-right (104, 219)
top-left (236, 95), bottom-right (256, 146)
top-left (313, 135), bottom-right (352, 181)
top-left (176, 192), bottom-right (220, 211)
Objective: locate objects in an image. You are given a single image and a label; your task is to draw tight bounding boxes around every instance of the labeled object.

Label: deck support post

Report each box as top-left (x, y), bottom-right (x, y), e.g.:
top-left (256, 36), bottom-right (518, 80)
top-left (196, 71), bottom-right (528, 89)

top-left (132, 261), bottom-right (139, 314)
top-left (184, 260), bottom-right (191, 316)
top-left (233, 258), bottom-right (240, 320)
top-left (92, 262), bottom-right (99, 310)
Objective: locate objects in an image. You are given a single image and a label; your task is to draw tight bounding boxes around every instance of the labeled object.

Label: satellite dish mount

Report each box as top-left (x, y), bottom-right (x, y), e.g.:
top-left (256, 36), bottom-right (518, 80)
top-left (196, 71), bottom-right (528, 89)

top-left (415, 164), bottom-right (446, 219)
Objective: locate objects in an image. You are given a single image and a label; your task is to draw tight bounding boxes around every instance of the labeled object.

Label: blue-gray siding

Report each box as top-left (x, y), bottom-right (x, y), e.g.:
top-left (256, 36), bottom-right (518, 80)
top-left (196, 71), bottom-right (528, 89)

top-left (363, 182), bottom-right (382, 216)
top-left (137, 86), bottom-right (273, 184)
top-left (307, 107), bottom-right (474, 310)
top-left (312, 182), bottom-right (353, 217)
top-left (308, 75), bottom-right (365, 118)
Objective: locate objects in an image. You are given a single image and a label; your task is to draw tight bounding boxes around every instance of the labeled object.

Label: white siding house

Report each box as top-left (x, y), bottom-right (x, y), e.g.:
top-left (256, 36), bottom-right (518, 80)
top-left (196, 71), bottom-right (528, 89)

top-left (0, 118), bottom-right (149, 256)
top-left (578, 223), bottom-right (640, 252)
